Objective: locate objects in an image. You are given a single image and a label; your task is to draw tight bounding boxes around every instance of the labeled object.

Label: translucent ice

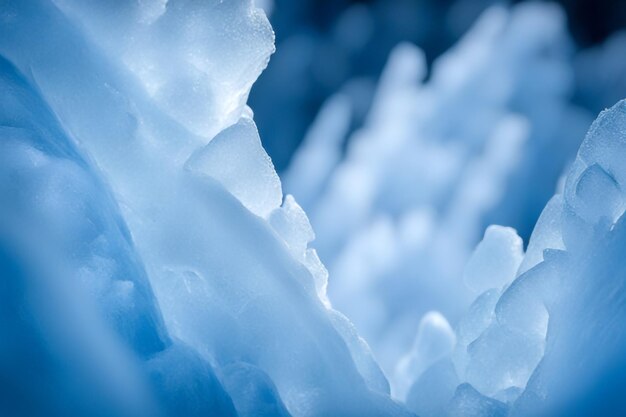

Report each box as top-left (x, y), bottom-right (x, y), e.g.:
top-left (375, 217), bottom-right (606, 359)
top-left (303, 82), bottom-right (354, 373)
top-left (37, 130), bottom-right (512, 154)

top-left (405, 359), bottom-right (459, 417)
top-left (52, 0), bottom-right (276, 138)
top-left (0, 54), bottom-right (234, 417)
top-left (510, 100), bottom-right (626, 416)
top-left (186, 117), bottom-right (282, 218)
top-left (447, 383), bottom-right (508, 417)
top-left (0, 1), bottom-right (411, 416)
top-left (449, 101), bottom-right (626, 415)
top-left (285, 2), bottom-right (590, 385)
top-left (463, 226), bottom-right (524, 294)
top-left (3, 0), bottom-right (626, 415)
top-left (394, 312), bottom-right (456, 400)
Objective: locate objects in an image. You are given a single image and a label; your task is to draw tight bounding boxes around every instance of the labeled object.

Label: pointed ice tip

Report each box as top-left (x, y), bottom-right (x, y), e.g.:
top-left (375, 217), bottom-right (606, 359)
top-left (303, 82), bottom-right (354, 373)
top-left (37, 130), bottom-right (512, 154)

top-left (421, 311), bottom-right (453, 330)
top-left (464, 225), bottom-right (524, 294)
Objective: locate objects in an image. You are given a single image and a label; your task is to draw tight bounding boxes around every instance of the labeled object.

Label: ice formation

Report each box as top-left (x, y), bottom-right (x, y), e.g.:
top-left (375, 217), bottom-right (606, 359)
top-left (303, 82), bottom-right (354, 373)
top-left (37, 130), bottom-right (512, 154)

top-left (424, 99), bottom-right (626, 417)
top-left (0, 1), bottom-right (412, 416)
top-left (284, 2), bottom-right (592, 386)
top-left (250, 0), bottom-right (498, 170)
top-left (2, 0), bottom-right (626, 416)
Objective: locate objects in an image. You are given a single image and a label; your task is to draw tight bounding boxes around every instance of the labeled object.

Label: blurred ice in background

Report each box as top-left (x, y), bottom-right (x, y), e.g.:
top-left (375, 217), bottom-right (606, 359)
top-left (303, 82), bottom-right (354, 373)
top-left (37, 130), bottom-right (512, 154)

top-left (251, 0), bottom-right (626, 172)
top-left (255, 0), bottom-right (626, 393)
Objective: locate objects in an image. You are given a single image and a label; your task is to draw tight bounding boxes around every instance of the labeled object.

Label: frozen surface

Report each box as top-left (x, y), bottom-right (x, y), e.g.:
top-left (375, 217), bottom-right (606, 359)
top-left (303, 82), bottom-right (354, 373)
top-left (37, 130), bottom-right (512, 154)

top-left (53, 0), bottom-right (275, 139)
top-left (407, 101), bottom-right (626, 416)
top-left (0, 1), bottom-right (411, 416)
top-left (463, 226), bottom-right (524, 294)
top-left (394, 312), bottom-right (456, 400)
top-left (410, 100), bottom-right (626, 416)
top-left (447, 384), bottom-right (508, 417)
top-left (186, 116), bottom-right (282, 218)
top-left (509, 100), bottom-right (626, 416)
top-left (284, 2), bottom-right (591, 386)
top-left (2, 0), bottom-right (626, 416)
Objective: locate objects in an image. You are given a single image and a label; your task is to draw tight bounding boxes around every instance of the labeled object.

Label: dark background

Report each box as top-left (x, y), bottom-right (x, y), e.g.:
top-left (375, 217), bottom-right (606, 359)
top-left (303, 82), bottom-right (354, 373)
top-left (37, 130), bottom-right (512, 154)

top-left (249, 0), bottom-right (626, 171)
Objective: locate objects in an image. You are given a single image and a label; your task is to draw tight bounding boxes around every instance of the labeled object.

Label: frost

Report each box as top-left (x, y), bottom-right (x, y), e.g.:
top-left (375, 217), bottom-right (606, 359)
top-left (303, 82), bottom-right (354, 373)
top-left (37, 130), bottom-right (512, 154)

top-left (509, 100), bottom-right (626, 415)
top-left (52, 0), bottom-right (276, 138)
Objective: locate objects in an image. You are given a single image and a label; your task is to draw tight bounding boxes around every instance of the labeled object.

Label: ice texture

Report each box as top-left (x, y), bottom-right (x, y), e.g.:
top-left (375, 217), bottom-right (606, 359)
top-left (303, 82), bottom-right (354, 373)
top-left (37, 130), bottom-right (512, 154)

top-left (508, 100), bottom-right (626, 416)
top-left (418, 100), bottom-right (626, 416)
top-left (52, 0), bottom-right (276, 139)
top-left (394, 312), bottom-right (456, 400)
top-left (186, 117), bottom-right (282, 218)
top-left (3, 0), bottom-right (626, 415)
top-left (284, 1), bottom-right (591, 388)
top-left (458, 101), bottom-right (626, 416)
top-left (1, 56), bottom-right (158, 417)
top-left (463, 226), bottom-right (524, 294)
top-left (447, 384), bottom-right (508, 417)
top-left (0, 1), bottom-right (412, 416)
top-left (396, 100), bottom-right (626, 415)
top-left (406, 359), bottom-right (459, 417)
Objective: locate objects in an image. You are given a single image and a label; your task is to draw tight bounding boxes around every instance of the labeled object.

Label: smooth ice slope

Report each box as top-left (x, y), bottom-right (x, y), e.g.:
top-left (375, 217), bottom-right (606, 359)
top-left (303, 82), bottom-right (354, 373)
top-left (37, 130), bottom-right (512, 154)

top-left (0, 1), bottom-right (412, 416)
top-left (0, 53), bottom-right (236, 417)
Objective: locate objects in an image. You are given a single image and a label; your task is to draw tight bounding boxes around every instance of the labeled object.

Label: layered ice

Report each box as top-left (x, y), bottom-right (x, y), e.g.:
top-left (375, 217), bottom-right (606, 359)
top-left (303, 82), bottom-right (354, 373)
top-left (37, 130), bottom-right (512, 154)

top-left (509, 100), bottom-right (626, 416)
top-left (395, 100), bottom-right (626, 417)
top-left (186, 117), bottom-right (282, 218)
top-left (2, 0), bottom-right (626, 416)
top-left (52, 0), bottom-right (275, 139)
top-left (451, 99), bottom-right (626, 416)
top-left (463, 226), bottom-right (524, 295)
top-left (0, 1), bottom-right (412, 416)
